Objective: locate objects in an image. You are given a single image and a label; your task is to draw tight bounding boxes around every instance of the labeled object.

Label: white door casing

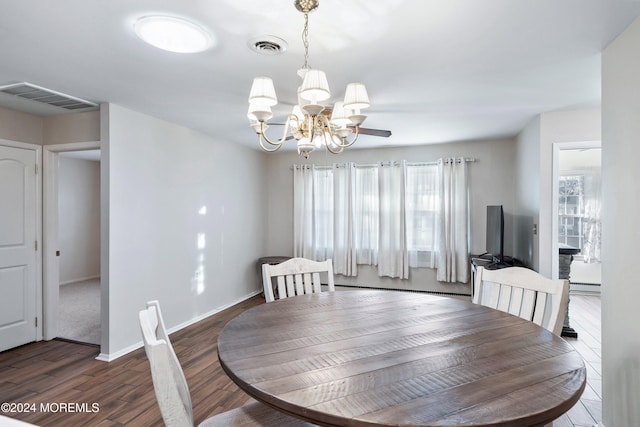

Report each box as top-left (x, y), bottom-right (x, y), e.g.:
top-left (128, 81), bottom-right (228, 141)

top-left (551, 140), bottom-right (601, 280)
top-left (0, 143), bottom-right (40, 352)
top-left (42, 141), bottom-right (100, 341)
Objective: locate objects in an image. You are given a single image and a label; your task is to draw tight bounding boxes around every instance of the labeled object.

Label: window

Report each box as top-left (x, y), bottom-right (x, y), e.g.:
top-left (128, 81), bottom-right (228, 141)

top-left (558, 175), bottom-right (585, 250)
top-left (293, 159), bottom-right (469, 282)
top-left (405, 164), bottom-right (439, 267)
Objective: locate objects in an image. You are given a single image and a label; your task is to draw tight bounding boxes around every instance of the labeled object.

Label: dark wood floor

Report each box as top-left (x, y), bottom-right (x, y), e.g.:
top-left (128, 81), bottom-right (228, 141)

top-left (0, 292), bottom-right (601, 427)
top-left (0, 296), bottom-right (263, 426)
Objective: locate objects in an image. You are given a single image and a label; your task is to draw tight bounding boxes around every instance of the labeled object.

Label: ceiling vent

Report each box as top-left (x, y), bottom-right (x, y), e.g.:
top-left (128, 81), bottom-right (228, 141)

top-left (0, 82), bottom-right (98, 111)
top-left (248, 35), bottom-right (287, 55)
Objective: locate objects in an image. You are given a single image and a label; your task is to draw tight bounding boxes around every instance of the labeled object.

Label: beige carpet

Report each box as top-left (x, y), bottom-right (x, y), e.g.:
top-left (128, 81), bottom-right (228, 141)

top-left (58, 279), bottom-right (101, 345)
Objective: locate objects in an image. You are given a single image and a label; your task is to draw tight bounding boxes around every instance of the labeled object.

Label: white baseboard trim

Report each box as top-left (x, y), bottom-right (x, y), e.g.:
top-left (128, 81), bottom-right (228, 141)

top-left (95, 289), bottom-right (263, 362)
top-left (96, 342), bottom-right (139, 362)
top-left (60, 275), bottom-right (101, 286)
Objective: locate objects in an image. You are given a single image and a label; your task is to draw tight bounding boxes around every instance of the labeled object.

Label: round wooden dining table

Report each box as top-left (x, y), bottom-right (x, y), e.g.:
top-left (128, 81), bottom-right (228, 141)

top-left (217, 290), bottom-right (586, 426)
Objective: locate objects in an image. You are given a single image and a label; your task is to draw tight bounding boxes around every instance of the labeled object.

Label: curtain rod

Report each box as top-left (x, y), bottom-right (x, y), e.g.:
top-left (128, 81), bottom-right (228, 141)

top-left (291, 158), bottom-right (477, 170)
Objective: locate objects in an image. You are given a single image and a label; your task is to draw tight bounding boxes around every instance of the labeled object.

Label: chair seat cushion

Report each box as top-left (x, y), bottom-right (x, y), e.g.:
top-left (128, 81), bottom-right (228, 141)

top-left (199, 400), bottom-right (317, 427)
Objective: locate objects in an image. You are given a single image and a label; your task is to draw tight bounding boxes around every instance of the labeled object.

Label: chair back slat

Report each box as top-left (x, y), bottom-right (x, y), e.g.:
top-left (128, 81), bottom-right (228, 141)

top-left (473, 267), bottom-right (569, 336)
top-left (311, 272), bottom-right (321, 293)
top-left (482, 281), bottom-right (501, 308)
top-left (295, 273), bottom-right (305, 295)
top-left (508, 287), bottom-right (524, 317)
top-left (497, 284), bottom-right (512, 313)
top-left (276, 276), bottom-right (286, 299)
top-left (521, 289), bottom-right (537, 320)
top-left (262, 258), bottom-right (335, 303)
top-left (532, 292), bottom-right (548, 327)
top-left (286, 275), bottom-right (296, 298)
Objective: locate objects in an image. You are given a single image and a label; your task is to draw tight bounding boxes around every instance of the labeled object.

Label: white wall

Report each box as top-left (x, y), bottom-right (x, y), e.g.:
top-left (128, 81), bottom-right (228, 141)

top-left (559, 148), bottom-right (601, 171)
top-left (515, 117), bottom-right (541, 269)
top-left (264, 138), bottom-right (517, 295)
top-left (0, 107), bottom-right (100, 145)
top-left (0, 106), bottom-right (43, 144)
top-left (515, 110), bottom-right (601, 277)
top-left (58, 156), bottom-right (100, 284)
top-left (100, 103), bottom-right (268, 358)
top-left (43, 110), bottom-right (100, 145)
top-left (602, 16), bottom-right (640, 426)
top-left (538, 109), bottom-right (601, 277)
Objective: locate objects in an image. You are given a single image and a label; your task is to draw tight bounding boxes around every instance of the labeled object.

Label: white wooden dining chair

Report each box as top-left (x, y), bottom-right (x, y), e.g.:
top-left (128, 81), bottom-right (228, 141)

top-left (262, 258), bottom-right (335, 303)
top-left (139, 300), bottom-right (315, 427)
top-left (473, 266), bottom-right (569, 336)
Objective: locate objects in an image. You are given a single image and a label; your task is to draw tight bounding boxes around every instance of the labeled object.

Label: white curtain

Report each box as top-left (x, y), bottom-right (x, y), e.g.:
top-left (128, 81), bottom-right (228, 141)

top-left (293, 165), bottom-right (315, 259)
top-left (405, 164), bottom-right (439, 268)
top-left (333, 163), bottom-right (357, 276)
top-left (313, 168), bottom-right (334, 261)
top-left (378, 161), bottom-right (408, 279)
top-left (293, 158), bottom-right (470, 283)
top-left (354, 166), bottom-right (379, 265)
top-left (435, 157), bottom-right (469, 283)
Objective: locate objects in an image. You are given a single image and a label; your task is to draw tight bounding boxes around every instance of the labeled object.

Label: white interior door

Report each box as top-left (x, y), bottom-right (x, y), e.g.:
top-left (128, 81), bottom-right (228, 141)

top-left (0, 145), bottom-right (38, 352)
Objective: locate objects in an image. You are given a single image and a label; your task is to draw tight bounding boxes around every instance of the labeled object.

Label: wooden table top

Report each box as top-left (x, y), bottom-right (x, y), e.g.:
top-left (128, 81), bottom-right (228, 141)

top-left (217, 290), bottom-right (586, 427)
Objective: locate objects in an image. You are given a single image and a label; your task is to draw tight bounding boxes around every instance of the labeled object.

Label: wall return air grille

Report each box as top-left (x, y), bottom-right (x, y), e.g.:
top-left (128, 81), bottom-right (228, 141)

top-left (0, 82), bottom-right (98, 111)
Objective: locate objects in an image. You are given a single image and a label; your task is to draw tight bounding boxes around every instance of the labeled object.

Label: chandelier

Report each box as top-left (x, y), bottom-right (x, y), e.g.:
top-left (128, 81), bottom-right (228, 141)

top-left (247, 0), bottom-right (371, 159)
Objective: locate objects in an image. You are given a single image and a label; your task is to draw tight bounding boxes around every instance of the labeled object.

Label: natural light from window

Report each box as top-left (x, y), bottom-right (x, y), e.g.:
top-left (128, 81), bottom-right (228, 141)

top-left (193, 206), bottom-right (207, 295)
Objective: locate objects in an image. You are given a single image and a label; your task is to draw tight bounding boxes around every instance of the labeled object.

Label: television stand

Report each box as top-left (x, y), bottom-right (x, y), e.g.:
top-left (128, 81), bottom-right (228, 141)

top-left (471, 255), bottom-right (525, 270)
top-left (470, 255), bottom-right (528, 298)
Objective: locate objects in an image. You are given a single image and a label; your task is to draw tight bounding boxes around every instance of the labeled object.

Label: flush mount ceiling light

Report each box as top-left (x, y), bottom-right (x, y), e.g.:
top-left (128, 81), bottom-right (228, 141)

top-left (247, 0), bottom-right (391, 159)
top-left (134, 16), bottom-right (214, 53)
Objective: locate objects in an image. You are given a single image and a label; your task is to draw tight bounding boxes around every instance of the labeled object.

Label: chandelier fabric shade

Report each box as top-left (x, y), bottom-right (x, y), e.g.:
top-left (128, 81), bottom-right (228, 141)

top-left (344, 83), bottom-right (371, 111)
top-left (246, 0), bottom-right (375, 159)
top-left (248, 77), bottom-right (277, 106)
top-left (330, 102), bottom-right (351, 127)
top-left (300, 69), bottom-right (331, 103)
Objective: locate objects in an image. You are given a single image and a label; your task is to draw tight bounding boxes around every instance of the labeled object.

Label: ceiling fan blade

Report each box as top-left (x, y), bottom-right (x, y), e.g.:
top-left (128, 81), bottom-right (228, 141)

top-left (353, 127), bottom-right (392, 137)
top-left (269, 123), bottom-right (392, 138)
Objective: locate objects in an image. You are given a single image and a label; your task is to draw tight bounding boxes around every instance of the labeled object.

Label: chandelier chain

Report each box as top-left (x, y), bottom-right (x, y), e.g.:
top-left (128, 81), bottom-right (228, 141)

top-left (302, 12), bottom-right (310, 69)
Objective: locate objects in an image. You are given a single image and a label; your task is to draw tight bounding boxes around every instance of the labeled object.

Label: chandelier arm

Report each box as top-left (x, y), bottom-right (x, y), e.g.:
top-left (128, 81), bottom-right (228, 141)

top-left (257, 118), bottom-right (294, 146)
top-left (258, 134), bottom-right (283, 152)
top-left (315, 115), bottom-right (359, 150)
top-left (333, 125), bottom-right (360, 148)
top-left (324, 136), bottom-right (345, 154)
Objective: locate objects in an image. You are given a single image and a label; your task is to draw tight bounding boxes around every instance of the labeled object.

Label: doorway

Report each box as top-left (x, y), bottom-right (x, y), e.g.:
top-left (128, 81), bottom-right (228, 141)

top-left (43, 141), bottom-right (101, 347)
top-left (553, 142), bottom-right (602, 292)
top-left (56, 150), bottom-right (101, 344)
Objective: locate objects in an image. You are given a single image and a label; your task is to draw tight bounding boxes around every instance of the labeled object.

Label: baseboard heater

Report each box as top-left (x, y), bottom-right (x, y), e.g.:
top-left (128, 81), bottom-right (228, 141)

top-left (334, 283), bottom-right (471, 298)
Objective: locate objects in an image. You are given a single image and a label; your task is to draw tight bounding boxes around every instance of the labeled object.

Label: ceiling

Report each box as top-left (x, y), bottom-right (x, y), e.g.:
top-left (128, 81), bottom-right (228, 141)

top-left (1, 1), bottom-right (639, 152)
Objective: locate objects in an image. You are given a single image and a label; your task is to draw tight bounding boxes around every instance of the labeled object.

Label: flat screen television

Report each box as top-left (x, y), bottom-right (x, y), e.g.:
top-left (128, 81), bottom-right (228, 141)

top-left (486, 205), bottom-right (504, 264)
